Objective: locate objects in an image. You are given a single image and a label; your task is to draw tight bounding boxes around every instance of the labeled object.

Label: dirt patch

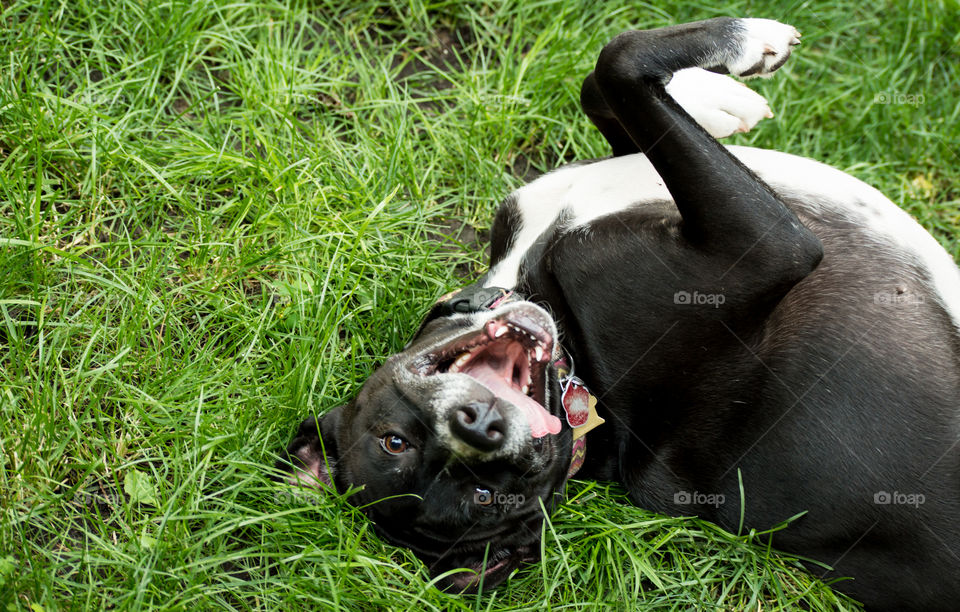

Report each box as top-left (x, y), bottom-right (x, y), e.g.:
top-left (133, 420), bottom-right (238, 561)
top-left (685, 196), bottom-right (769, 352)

top-left (395, 26), bottom-right (475, 90)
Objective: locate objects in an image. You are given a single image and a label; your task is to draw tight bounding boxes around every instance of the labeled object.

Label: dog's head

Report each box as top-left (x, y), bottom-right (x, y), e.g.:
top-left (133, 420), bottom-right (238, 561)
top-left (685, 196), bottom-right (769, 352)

top-left (281, 292), bottom-right (576, 592)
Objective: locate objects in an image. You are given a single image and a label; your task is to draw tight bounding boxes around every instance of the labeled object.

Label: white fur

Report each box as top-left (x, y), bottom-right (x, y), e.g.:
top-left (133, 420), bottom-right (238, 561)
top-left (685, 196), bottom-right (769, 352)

top-left (728, 18), bottom-right (801, 78)
top-left (667, 69), bottom-right (773, 138)
top-left (485, 154), bottom-right (668, 289)
top-left (484, 146), bottom-right (960, 330)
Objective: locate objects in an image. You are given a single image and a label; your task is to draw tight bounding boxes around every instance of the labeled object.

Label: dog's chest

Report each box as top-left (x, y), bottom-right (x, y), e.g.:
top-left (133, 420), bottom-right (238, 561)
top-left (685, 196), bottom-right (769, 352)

top-left (485, 154), bottom-right (672, 289)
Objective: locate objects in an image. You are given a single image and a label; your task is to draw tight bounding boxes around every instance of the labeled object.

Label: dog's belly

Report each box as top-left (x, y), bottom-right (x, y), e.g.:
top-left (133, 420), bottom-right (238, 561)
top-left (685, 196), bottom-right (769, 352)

top-left (486, 145), bottom-right (960, 331)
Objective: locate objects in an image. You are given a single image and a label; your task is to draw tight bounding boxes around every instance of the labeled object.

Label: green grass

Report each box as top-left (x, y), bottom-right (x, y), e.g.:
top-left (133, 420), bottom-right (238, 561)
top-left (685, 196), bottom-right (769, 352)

top-left (1, 0), bottom-right (958, 609)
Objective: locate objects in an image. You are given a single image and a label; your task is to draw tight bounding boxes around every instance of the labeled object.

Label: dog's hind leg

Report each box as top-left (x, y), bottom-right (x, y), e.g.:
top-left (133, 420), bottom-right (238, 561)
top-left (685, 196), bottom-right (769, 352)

top-left (582, 18), bottom-right (821, 294)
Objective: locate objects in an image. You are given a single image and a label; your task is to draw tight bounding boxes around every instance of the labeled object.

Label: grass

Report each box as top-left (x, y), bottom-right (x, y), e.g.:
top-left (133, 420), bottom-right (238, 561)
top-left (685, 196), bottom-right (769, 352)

top-left (1, 0), bottom-right (958, 609)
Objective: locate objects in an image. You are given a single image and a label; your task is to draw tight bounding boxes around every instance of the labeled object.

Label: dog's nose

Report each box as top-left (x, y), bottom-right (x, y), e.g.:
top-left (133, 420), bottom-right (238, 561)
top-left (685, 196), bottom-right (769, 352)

top-left (451, 402), bottom-right (506, 451)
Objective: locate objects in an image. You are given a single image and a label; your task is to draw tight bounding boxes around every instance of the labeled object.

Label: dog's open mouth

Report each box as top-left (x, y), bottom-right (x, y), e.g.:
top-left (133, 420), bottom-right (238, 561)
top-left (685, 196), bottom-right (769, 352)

top-left (440, 546), bottom-right (534, 593)
top-left (411, 305), bottom-right (562, 437)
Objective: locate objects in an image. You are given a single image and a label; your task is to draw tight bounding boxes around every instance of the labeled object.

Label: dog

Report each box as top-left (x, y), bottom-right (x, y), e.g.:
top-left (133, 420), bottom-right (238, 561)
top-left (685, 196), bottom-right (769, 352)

top-left (279, 17), bottom-right (960, 610)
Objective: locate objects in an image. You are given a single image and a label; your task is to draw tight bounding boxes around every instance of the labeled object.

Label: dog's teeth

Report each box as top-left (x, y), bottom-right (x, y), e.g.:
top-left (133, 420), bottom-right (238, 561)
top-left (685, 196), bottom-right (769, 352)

top-left (534, 346), bottom-right (544, 362)
top-left (488, 321), bottom-right (509, 340)
top-left (521, 384), bottom-right (529, 395)
top-left (449, 352), bottom-right (471, 373)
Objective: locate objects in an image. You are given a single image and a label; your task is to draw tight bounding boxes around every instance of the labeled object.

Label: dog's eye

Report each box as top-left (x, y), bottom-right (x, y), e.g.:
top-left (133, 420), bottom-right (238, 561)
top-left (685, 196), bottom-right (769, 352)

top-left (380, 434), bottom-right (410, 455)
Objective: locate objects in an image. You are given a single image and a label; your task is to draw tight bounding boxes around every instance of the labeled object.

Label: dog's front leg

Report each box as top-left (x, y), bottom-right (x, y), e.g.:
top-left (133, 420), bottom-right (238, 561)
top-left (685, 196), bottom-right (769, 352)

top-left (583, 18), bottom-right (822, 299)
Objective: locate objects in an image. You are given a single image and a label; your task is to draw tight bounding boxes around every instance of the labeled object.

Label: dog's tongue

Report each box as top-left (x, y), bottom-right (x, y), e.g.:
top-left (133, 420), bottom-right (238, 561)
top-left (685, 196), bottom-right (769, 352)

top-left (461, 343), bottom-right (561, 438)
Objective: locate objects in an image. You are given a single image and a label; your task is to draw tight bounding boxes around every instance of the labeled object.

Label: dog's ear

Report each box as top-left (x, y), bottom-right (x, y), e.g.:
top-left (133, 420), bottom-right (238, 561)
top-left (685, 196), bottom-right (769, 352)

top-left (276, 406), bottom-right (344, 490)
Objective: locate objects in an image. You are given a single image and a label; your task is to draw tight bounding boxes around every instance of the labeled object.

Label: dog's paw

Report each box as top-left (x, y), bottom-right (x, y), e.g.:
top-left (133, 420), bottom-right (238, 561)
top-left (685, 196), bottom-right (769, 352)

top-left (726, 18), bottom-right (801, 78)
top-left (667, 68), bottom-right (773, 138)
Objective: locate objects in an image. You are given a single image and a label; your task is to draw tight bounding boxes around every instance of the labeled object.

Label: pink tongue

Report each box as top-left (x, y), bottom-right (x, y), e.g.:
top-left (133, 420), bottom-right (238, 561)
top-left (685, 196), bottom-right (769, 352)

top-left (461, 349), bottom-right (561, 438)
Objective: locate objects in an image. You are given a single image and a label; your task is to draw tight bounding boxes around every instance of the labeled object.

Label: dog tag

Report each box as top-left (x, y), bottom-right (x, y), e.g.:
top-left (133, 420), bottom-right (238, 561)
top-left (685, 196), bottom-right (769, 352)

top-left (562, 376), bottom-right (605, 440)
top-left (563, 380), bottom-right (591, 427)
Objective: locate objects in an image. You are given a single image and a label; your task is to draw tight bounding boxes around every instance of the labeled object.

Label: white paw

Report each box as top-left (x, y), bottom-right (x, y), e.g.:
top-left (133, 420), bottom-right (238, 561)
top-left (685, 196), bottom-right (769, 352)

top-left (667, 68), bottom-right (773, 138)
top-left (727, 18), bottom-right (801, 79)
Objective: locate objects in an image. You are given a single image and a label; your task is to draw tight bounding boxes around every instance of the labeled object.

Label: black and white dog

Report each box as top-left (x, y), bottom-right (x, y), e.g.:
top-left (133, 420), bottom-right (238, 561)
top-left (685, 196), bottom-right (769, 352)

top-left (280, 17), bottom-right (960, 610)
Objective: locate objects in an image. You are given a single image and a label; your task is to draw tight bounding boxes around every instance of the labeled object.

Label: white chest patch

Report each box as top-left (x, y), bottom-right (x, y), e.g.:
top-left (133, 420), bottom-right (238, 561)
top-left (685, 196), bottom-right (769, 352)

top-left (485, 154), bottom-right (671, 289)
top-left (483, 146), bottom-right (960, 330)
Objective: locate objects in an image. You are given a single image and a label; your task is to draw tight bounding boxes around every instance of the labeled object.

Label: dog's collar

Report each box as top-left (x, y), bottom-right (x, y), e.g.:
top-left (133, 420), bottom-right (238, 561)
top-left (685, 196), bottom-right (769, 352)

top-left (421, 283), bottom-right (604, 479)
